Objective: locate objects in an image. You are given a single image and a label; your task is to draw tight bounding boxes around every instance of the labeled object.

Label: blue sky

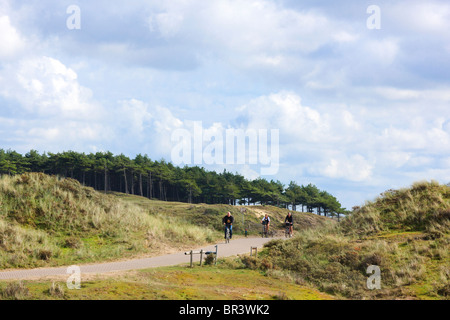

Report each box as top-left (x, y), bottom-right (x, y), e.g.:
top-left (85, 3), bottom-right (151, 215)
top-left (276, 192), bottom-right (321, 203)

top-left (1, 0), bottom-right (449, 210)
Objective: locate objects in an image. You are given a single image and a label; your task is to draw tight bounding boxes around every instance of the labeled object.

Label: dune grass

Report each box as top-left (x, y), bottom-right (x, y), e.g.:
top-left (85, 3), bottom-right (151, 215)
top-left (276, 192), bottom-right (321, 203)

top-left (115, 192), bottom-right (330, 237)
top-left (0, 172), bottom-right (328, 269)
top-left (341, 180), bottom-right (450, 238)
top-left (0, 263), bottom-right (334, 300)
top-left (0, 173), bottom-right (218, 269)
top-left (233, 181), bottom-right (450, 300)
top-left (3, 173), bottom-right (446, 300)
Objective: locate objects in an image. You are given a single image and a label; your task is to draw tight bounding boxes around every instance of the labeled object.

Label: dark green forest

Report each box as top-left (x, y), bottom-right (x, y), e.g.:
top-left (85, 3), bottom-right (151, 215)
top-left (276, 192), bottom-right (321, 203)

top-left (0, 149), bottom-right (347, 218)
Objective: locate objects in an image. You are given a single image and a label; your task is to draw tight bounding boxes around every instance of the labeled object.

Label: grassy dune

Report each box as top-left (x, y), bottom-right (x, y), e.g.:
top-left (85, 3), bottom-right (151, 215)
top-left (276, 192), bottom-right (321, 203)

top-left (115, 192), bottom-right (330, 236)
top-left (0, 172), bottom-right (327, 269)
top-left (0, 173), bottom-right (218, 268)
top-left (3, 173), bottom-right (446, 300)
top-left (341, 180), bottom-right (450, 238)
top-left (237, 181), bottom-right (450, 299)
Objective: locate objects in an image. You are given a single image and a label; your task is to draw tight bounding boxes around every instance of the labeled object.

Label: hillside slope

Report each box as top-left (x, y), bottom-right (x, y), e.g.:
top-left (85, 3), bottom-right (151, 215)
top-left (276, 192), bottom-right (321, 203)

top-left (0, 173), bottom-right (329, 270)
top-left (0, 173), bottom-right (217, 269)
top-left (341, 180), bottom-right (450, 238)
top-left (114, 192), bottom-right (331, 236)
top-left (238, 181), bottom-right (450, 299)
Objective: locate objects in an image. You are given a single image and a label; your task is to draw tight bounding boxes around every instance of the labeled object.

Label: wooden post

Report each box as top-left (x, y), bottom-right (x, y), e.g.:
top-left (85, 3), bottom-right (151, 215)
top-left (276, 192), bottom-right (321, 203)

top-left (215, 245), bottom-right (218, 265)
top-left (200, 249), bottom-right (203, 267)
top-left (190, 250), bottom-right (193, 268)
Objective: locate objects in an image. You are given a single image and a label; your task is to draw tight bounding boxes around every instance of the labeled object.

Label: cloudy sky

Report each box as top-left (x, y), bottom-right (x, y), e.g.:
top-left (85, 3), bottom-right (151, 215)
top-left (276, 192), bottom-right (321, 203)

top-left (1, 0), bottom-right (449, 209)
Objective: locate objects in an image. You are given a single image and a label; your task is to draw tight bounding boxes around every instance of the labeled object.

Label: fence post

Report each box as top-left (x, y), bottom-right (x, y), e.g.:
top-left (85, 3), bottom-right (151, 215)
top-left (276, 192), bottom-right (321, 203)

top-left (215, 245), bottom-right (218, 265)
top-left (200, 249), bottom-right (203, 267)
top-left (190, 250), bottom-right (193, 268)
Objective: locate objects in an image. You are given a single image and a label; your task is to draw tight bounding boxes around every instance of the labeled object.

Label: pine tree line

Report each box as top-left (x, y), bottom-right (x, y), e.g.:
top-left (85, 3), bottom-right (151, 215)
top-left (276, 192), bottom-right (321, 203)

top-left (0, 149), bottom-right (348, 218)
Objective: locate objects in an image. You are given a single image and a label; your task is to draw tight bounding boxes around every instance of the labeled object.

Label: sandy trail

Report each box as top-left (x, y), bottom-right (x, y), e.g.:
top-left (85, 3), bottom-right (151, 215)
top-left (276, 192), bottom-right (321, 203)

top-left (0, 236), bottom-right (281, 280)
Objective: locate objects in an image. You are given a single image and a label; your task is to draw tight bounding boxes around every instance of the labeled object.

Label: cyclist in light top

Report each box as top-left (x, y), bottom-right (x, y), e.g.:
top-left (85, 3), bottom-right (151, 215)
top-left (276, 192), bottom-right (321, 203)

top-left (261, 214), bottom-right (271, 233)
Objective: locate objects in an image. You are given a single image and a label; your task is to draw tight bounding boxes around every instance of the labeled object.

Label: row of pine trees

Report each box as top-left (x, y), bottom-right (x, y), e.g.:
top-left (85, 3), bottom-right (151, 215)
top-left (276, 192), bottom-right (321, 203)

top-left (0, 149), bottom-right (347, 218)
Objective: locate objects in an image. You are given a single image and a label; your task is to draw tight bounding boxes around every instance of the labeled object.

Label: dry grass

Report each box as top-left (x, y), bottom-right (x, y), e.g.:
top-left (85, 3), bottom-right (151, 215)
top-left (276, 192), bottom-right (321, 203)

top-left (1, 281), bottom-right (30, 300)
top-left (341, 180), bottom-right (450, 238)
top-left (47, 282), bottom-right (65, 298)
top-left (235, 181), bottom-right (450, 299)
top-left (0, 173), bottom-right (217, 268)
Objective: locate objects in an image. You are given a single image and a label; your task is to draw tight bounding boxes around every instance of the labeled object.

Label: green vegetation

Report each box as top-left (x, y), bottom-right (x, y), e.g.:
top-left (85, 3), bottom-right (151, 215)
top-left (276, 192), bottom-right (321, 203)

top-left (0, 173), bottom-right (218, 268)
top-left (116, 192), bottom-right (330, 236)
top-left (341, 181), bottom-right (450, 238)
top-left (0, 265), bottom-right (333, 300)
top-left (0, 172), bottom-right (447, 300)
top-left (0, 149), bottom-right (345, 217)
top-left (0, 172), bottom-right (327, 269)
top-left (233, 181), bottom-right (450, 299)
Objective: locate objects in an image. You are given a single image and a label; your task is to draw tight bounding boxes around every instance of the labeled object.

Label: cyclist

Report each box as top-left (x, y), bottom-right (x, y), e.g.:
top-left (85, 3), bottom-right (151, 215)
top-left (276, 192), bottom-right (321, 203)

top-left (222, 211), bottom-right (234, 240)
top-left (284, 212), bottom-right (294, 236)
top-left (261, 214), bottom-right (270, 236)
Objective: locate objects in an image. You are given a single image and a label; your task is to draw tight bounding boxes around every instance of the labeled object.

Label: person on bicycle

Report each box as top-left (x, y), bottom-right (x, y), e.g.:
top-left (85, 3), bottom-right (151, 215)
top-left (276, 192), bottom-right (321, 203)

top-left (285, 212), bottom-right (294, 236)
top-left (261, 214), bottom-right (270, 234)
top-left (222, 211), bottom-right (234, 239)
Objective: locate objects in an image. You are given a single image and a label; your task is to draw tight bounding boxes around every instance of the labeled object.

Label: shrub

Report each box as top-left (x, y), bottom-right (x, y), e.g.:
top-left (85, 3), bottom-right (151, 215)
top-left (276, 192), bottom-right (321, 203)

top-left (64, 237), bottom-right (83, 249)
top-left (437, 284), bottom-right (450, 297)
top-left (359, 253), bottom-right (383, 272)
top-left (48, 282), bottom-right (65, 298)
top-left (240, 256), bottom-right (258, 270)
top-left (1, 282), bottom-right (30, 300)
top-left (37, 249), bottom-right (53, 261)
top-left (204, 253), bottom-right (216, 265)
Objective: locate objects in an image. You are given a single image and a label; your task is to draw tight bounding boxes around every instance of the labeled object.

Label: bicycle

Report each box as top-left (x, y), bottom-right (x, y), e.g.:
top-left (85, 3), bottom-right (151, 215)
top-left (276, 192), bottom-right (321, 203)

top-left (285, 222), bottom-right (293, 238)
top-left (261, 223), bottom-right (269, 238)
top-left (224, 225), bottom-right (231, 243)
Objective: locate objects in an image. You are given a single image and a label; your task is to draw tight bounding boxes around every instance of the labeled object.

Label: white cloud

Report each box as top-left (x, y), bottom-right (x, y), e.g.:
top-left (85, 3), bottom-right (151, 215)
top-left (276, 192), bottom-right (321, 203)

top-left (117, 99), bottom-right (153, 137)
top-left (114, 98), bottom-right (186, 156)
top-left (374, 87), bottom-right (420, 100)
top-left (239, 92), bottom-right (326, 143)
top-left (390, 1), bottom-right (450, 33)
top-left (321, 154), bottom-right (374, 182)
top-left (0, 0), bottom-right (449, 209)
top-left (364, 38), bottom-right (399, 66)
top-left (145, 0), bottom-right (346, 72)
top-left (236, 90), bottom-right (450, 185)
top-left (148, 11), bottom-right (184, 38)
top-left (0, 55), bottom-right (110, 152)
top-left (0, 56), bottom-right (103, 120)
top-left (0, 15), bottom-right (25, 59)
top-left (374, 86), bottom-right (450, 102)
top-left (333, 31), bottom-right (359, 43)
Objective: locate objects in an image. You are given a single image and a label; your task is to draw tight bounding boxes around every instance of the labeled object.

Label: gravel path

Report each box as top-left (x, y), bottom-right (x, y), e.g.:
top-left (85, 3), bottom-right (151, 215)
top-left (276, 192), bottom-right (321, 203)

top-left (0, 236), bottom-right (280, 280)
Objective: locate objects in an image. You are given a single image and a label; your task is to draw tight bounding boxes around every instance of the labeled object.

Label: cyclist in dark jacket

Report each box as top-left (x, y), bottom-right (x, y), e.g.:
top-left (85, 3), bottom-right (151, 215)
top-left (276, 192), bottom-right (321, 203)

top-left (285, 212), bottom-right (294, 236)
top-left (222, 212), bottom-right (234, 239)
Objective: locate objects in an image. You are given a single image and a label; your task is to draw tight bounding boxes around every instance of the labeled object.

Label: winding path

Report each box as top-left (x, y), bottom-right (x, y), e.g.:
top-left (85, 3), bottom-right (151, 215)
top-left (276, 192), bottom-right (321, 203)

top-left (0, 236), bottom-right (280, 280)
